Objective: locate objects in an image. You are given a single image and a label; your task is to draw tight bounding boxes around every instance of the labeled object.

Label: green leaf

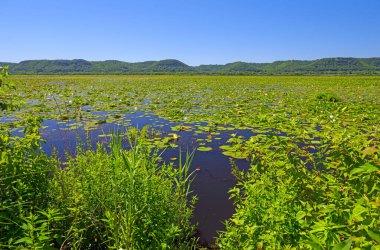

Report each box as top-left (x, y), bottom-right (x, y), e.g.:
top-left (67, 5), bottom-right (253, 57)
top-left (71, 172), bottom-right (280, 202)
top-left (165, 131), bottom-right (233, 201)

top-left (14, 237), bottom-right (33, 245)
top-left (296, 211), bottom-right (306, 222)
top-left (221, 150), bottom-right (247, 159)
top-left (352, 204), bottom-right (367, 222)
top-left (306, 236), bottom-right (323, 250)
top-left (367, 229), bottom-right (380, 243)
top-left (197, 146), bottom-right (212, 152)
top-left (350, 163), bottom-right (379, 176)
top-left (332, 238), bottom-right (352, 250)
top-left (219, 145), bottom-right (234, 150)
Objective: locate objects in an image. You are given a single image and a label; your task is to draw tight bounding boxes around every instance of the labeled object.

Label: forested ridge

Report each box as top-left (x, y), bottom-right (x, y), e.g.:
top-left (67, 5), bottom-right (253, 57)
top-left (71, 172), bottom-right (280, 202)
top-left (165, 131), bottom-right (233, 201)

top-left (1, 57), bottom-right (380, 74)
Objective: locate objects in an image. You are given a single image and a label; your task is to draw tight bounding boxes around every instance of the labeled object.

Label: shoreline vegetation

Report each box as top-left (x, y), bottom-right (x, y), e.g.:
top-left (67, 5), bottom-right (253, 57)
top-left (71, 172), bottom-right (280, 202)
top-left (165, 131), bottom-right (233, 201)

top-left (1, 123), bottom-right (198, 249)
top-left (1, 68), bottom-right (379, 249)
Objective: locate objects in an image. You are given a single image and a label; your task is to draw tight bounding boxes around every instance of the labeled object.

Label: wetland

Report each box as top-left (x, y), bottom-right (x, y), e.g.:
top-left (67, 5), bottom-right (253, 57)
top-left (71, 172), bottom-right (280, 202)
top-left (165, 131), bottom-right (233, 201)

top-left (1, 74), bottom-right (379, 249)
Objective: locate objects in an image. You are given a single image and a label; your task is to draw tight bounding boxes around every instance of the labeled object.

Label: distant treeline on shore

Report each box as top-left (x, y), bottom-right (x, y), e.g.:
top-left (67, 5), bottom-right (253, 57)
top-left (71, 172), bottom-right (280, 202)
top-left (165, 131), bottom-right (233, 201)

top-left (1, 57), bottom-right (380, 75)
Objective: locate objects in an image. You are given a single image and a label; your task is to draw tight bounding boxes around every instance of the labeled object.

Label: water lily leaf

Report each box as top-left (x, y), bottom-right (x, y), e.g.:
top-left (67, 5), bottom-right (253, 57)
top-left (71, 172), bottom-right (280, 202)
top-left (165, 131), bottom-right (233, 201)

top-left (220, 145), bottom-right (234, 151)
top-left (197, 146), bottom-right (212, 152)
top-left (222, 151), bottom-right (247, 159)
top-left (171, 125), bottom-right (192, 131)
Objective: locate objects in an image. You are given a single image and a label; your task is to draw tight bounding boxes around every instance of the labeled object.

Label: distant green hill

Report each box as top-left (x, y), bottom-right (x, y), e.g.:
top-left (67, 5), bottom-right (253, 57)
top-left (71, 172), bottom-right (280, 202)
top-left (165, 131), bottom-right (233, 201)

top-left (1, 57), bottom-right (380, 74)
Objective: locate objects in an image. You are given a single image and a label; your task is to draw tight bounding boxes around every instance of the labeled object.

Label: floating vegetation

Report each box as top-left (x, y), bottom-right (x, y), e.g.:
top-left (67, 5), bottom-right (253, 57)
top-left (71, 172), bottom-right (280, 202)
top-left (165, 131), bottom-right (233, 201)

top-left (171, 125), bottom-right (192, 131)
top-left (197, 146), bottom-right (213, 152)
top-left (316, 92), bottom-right (341, 102)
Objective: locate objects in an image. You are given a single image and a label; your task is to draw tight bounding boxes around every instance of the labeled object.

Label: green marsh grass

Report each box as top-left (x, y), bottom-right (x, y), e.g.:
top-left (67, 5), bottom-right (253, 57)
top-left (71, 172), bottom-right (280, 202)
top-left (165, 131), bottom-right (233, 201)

top-left (1, 122), bottom-right (198, 249)
top-left (52, 130), bottom-right (197, 249)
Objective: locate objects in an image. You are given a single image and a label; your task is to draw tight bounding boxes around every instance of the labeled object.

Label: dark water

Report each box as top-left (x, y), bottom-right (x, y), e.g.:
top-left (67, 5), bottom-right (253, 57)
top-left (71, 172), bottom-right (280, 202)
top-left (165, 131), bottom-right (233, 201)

top-left (17, 111), bottom-right (253, 244)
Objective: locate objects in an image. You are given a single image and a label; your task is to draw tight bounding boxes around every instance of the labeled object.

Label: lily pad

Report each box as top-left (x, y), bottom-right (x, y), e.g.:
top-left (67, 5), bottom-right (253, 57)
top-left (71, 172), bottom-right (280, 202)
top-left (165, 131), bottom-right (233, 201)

top-left (197, 146), bottom-right (213, 152)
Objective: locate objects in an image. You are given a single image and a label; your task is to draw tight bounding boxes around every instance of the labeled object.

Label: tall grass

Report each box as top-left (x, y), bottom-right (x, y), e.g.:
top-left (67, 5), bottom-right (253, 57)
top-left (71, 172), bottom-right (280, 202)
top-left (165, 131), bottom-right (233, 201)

top-left (1, 123), bottom-right (198, 249)
top-left (52, 130), bottom-right (197, 249)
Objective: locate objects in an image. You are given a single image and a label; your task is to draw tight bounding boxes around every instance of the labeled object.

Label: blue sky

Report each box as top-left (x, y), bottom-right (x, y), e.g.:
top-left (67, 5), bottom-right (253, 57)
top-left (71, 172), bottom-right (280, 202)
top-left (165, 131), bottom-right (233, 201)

top-left (2, 0), bottom-right (380, 65)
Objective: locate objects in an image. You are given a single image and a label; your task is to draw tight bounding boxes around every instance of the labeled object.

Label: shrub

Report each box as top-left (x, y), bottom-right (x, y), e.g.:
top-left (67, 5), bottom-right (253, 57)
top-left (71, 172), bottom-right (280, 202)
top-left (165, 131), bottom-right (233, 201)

top-left (217, 133), bottom-right (379, 249)
top-left (0, 116), bottom-right (59, 248)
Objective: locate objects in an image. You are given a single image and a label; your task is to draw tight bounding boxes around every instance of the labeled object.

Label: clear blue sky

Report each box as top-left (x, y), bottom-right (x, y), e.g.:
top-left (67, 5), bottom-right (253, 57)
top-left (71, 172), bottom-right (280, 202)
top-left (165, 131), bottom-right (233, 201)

top-left (2, 0), bottom-right (380, 65)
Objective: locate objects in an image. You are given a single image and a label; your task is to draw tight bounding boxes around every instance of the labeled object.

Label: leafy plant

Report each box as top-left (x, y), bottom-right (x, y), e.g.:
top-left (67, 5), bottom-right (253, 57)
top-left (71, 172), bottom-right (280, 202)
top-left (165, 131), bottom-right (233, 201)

top-left (11, 209), bottom-right (64, 249)
top-left (0, 66), bottom-right (17, 111)
top-left (217, 132), bottom-right (379, 249)
top-left (0, 115), bottom-right (60, 248)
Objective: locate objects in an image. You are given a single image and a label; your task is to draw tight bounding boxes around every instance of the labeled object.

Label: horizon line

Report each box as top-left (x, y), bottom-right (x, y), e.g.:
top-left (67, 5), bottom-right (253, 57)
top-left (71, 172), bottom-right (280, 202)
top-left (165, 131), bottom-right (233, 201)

top-left (1, 56), bottom-right (380, 67)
